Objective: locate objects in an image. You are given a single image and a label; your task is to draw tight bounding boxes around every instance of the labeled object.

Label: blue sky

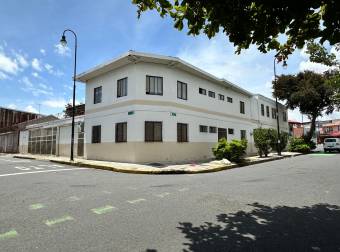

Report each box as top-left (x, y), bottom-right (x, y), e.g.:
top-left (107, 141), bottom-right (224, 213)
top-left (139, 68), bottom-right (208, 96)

top-left (0, 0), bottom-right (339, 121)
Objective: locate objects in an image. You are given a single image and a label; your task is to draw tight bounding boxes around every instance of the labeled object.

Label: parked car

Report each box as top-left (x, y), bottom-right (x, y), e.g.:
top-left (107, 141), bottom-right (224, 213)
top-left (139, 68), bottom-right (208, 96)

top-left (323, 138), bottom-right (340, 152)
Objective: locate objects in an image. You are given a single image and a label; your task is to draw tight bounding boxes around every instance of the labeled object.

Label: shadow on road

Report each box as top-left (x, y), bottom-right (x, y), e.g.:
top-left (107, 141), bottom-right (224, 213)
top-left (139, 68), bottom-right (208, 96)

top-left (177, 203), bottom-right (340, 251)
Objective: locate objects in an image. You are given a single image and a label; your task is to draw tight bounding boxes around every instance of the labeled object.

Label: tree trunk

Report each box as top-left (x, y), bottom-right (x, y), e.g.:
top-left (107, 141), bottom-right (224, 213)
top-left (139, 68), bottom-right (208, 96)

top-left (305, 114), bottom-right (317, 142)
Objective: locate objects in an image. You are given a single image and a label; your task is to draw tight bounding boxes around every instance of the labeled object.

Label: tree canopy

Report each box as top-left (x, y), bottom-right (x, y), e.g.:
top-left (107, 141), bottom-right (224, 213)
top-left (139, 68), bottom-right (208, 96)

top-left (132, 0), bottom-right (340, 58)
top-left (274, 71), bottom-right (337, 141)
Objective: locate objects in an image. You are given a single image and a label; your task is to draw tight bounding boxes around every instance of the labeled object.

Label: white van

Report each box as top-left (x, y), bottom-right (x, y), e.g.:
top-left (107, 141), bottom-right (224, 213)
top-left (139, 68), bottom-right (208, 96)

top-left (323, 138), bottom-right (340, 152)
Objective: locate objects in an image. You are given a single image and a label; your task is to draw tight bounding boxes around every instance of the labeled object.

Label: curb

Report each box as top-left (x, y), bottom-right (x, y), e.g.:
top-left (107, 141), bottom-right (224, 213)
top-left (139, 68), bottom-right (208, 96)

top-left (13, 153), bottom-right (303, 175)
top-left (12, 155), bottom-right (37, 160)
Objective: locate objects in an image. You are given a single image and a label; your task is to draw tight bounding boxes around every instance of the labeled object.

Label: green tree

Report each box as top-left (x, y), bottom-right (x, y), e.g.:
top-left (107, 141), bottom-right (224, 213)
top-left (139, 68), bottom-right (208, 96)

top-left (306, 41), bottom-right (340, 108)
top-left (132, 0), bottom-right (340, 58)
top-left (274, 71), bottom-right (336, 142)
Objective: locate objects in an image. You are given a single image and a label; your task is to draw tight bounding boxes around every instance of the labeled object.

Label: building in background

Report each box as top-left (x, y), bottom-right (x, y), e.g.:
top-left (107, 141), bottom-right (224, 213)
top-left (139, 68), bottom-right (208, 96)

top-left (18, 115), bottom-right (85, 158)
top-left (0, 107), bottom-right (39, 133)
top-left (76, 51), bottom-right (289, 163)
top-left (0, 114), bottom-right (57, 153)
top-left (289, 119), bottom-right (340, 143)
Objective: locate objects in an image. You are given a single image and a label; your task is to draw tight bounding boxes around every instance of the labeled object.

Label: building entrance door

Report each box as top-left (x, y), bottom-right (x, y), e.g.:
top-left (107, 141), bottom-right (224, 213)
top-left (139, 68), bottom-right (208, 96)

top-left (218, 128), bottom-right (227, 141)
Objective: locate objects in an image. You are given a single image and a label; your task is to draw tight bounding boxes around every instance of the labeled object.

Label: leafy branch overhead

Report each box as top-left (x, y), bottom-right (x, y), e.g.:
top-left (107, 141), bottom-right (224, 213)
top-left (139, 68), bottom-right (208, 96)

top-left (132, 0), bottom-right (340, 58)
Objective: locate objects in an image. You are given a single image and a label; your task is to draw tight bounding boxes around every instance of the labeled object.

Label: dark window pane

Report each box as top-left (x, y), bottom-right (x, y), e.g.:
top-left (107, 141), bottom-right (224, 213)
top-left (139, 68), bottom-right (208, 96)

top-left (145, 121), bottom-right (162, 142)
top-left (241, 130), bottom-right (247, 140)
top-left (208, 91), bottom-right (215, 98)
top-left (209, 126), bottom-right (217, 133)
top-left (116, 122), bottom-right (127, 142)
top-left (94, 86), bottom-right (102, 104)
top-left (218, 128), bottom-right (227, 140)
top-left (199, 88), bottom-right (206, 95)
top-left (228, 128), bottom-right (234, 134)
top-left (117, 78), bottom-right (127, 97)
top-left (199, 125), bottom-right (208, 133)
top-left (227, 97), bottom-right (233, 103)
top-left (177, 123), bottom-right (188, 142)
top-left (240, 101), bottom-right (245, 114)
top-left (146, 76), bottom-right (163, 95)
top-left (92, 125), bottom-right (101, 143)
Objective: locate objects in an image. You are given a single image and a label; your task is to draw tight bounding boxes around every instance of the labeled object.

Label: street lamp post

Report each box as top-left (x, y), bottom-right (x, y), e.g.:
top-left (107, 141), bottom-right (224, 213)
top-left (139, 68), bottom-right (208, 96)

top-left (273, 55), bottom-right (287, 156)
top-left (60, 29), bottom-right (77, 161)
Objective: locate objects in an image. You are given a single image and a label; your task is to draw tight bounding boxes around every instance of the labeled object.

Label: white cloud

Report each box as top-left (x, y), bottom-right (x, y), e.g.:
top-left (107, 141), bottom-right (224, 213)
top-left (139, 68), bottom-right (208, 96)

top-left (54, 44), bottom-right (70, 57)
top-left (15, 53), bottom-right (29, 68)
top-left (0, 71), bottom-right (8, 80)
top-left (40, 49), bottom-right (46, 55)
top-left (31, 58), bottom-right (42, 71)
top-left (0, 51), bottom-right (20, 74)
top-left (7, 103), bottom-right (17, 109)
top-left (42, 98), bottom-right (67, 108)
top-left (32, 72), bottom-right (40, 78)
top-left (21, 76), bottom-right (53, 96)
top-left (299, 61), bottom-right (332, 74)
top-left (45, 63), bottom-right (53, 72)
top-left (44, 63), bottom-right (64, 76)
top-left (25, 105), bottom-right (38, 114)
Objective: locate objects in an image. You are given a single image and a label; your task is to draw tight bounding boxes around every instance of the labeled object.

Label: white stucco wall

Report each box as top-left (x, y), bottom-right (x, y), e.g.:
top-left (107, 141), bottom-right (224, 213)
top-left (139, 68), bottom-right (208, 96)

top-left (82, 61), bottom-right (289, 162)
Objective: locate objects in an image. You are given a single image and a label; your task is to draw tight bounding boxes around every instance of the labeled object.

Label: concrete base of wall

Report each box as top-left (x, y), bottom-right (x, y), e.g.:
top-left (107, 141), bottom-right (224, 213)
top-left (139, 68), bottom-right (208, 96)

top-left (85, 142), bottom-right (216, 163)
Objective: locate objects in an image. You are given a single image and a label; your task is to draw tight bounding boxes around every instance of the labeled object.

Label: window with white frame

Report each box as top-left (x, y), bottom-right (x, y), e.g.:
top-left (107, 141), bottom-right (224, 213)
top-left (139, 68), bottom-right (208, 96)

top-left (199, 125), bottom-right (208, 133)
top-left (240, 101), bottom-right (245, 114)
top-left (199, 88), bottom-right (206, 95)
top-left (92, 125), bottom-right (101, 143)
top-left (261, 104), bottom-right (265, 116)
top-left (177, 123), bottom-right (188, 142)
top-left (240, 130), bottom-right (247, 140)
top-left (177, 81), bottom-right (187, 100)
top-left (115, 122), bottom-right (127, 142)
top-left (94, 86), bottom-right (102, 104)
top-left (146, 76), bottom-right (163, 95)
top-left (117, 77), bottom-right (128, 98)
top-left (145, 121), bottom-right (162, 142)
top-left (208, 91), bottom-right (215, 98)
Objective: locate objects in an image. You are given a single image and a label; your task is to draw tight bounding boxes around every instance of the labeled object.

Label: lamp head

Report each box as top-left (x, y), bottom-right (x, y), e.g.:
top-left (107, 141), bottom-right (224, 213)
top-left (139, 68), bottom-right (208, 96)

top-left (60, 35), bottom-right (67, 47)
top-left (282, 60), bottom-right (288, 69)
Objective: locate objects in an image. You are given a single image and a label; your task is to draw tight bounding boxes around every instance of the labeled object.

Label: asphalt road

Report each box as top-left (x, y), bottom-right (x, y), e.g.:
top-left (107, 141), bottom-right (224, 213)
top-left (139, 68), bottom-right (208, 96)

top-left (0, 153), bottom-right (340, 252)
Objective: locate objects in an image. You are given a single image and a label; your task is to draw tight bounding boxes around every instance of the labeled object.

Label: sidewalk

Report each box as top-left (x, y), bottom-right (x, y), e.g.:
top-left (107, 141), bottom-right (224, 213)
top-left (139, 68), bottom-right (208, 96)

top-left (12, 152), bottom-right (302, 174)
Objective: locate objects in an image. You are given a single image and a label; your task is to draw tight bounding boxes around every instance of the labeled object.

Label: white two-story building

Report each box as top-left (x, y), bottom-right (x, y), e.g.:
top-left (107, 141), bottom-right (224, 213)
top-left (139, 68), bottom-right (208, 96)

top-left (76, 51), bottom-right (288, 163)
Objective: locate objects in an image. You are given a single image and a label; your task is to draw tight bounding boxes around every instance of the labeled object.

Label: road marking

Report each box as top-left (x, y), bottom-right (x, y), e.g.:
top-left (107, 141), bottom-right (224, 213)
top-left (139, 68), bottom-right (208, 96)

top-left (29, 203), bottom-right (46, 210)
top-left (127, 198), bottom-right (146, 204)
top-left (14, 166), bottom-right (31, 171)
top-left (0, 230), bottom-right (18, 240)
top-left (155, 192), bottom-right (170, 198)
top-left (14, 164), bottom-right (64, 171)
top-left (0, 168), bottom-right (88, 178)
top-left (66, 196), bottom-right (81, 202)
top-left (127, 186), bottom-right (138, 190)
top-left (0, 159), bottom-right (30, 163)
top-left (91, 205), bottom-right (116, 215)
top-left (45, 215), bottom-right (74, 227)
top-left (102, 190), bottom-right (112, 194)
top-left (178, 188), bottom-right (189, 192)
top-left (310, 153), bottom-right (336, 156)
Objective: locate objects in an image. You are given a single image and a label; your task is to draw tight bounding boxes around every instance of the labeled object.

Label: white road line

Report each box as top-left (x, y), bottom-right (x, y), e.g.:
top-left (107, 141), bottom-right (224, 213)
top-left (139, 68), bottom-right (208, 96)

top-left (66, 196), bottom-right (81, 202)
top-left (0, 159), bottom-right (31, 163)
top-left (178, 188), bottom-right (189, 192)
top-left (127, 198), bottom-right (146, 204)
top-left (0, 168), bottom-right (89, 178)
top-left (155, 192), bottom-right (170, 198)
